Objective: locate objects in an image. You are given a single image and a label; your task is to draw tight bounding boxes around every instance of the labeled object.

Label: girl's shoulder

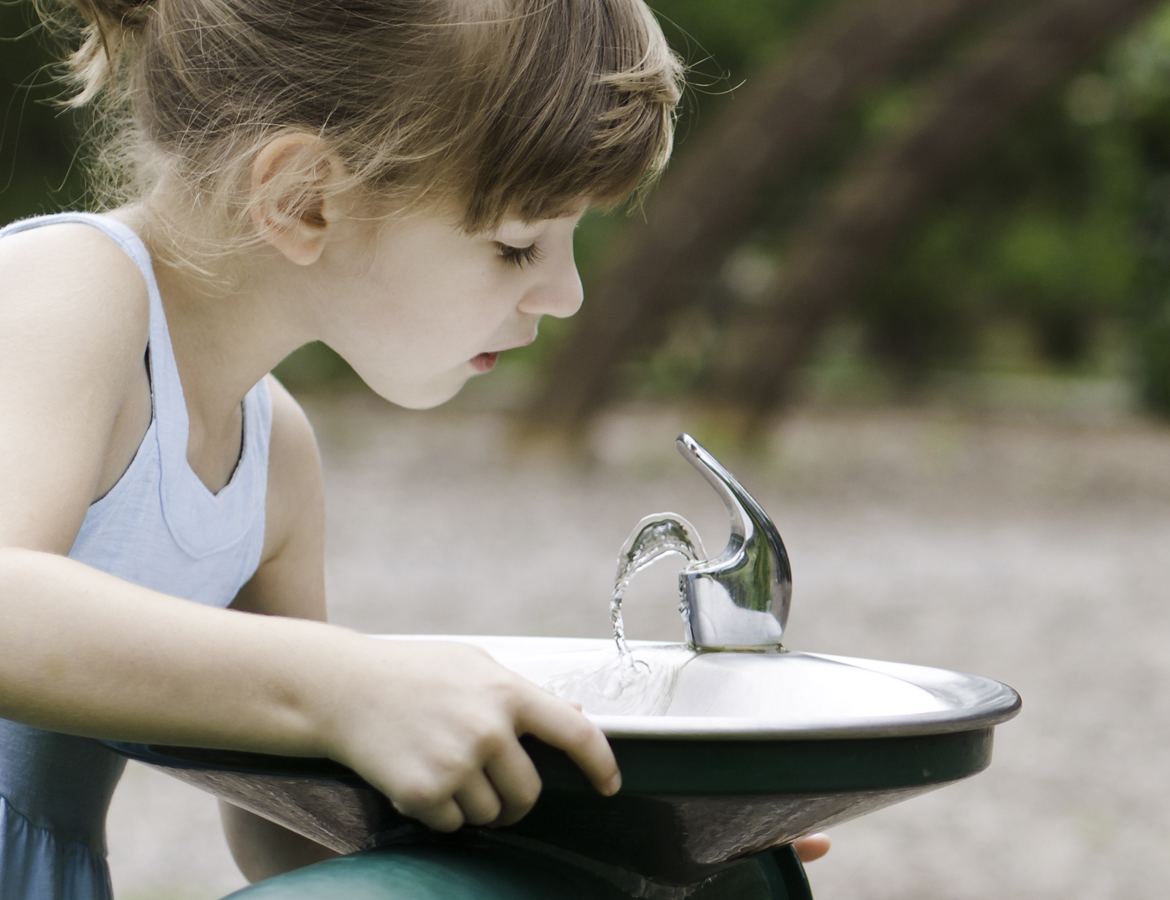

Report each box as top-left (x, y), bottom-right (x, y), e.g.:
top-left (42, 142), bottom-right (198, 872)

top-left (0, 221), bottom-right (153, 548)
top-left (0, 220), bottom-right (151, 361)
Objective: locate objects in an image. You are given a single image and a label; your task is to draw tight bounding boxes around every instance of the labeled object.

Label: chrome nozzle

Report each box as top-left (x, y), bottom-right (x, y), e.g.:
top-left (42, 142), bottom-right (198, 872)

top-left (676, 434), bottom-right (792, 650)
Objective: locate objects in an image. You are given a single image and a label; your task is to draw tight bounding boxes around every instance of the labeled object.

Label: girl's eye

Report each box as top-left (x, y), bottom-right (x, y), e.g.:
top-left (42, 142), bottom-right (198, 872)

top-left (497, 242), bottom-right (542, 268)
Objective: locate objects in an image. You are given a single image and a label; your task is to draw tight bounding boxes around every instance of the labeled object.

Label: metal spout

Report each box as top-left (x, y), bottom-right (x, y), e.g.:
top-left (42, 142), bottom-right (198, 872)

top-left (676, 434), bottom-right (792, 650)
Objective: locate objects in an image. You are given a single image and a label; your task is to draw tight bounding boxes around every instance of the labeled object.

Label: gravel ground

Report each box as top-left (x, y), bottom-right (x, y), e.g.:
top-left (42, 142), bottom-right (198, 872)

top-left (106, 398), bottom-right (1170, 899)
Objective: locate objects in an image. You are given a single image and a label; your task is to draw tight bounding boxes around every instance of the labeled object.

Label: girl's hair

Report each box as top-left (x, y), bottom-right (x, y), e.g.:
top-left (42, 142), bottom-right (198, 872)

top-left (47, 0), bottom-right (682, 258)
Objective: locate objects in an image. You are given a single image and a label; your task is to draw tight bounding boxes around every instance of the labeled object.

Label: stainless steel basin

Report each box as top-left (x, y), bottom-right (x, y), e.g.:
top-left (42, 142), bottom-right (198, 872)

top-left (480, 635), bottom-right (1016, 737)
top-left (106, 634), bottom-right (1019, 885)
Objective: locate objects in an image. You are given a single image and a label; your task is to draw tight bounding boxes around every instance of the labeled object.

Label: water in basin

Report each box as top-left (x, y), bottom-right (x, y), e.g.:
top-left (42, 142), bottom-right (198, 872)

top-left (546, 511), bottom-right (704, 715)
top-left (458, 636), bottom-right (990, 734)
top-left (665, 652), bottom-right (951, 721)
top-left (541, 643), bottom-right (696, 715)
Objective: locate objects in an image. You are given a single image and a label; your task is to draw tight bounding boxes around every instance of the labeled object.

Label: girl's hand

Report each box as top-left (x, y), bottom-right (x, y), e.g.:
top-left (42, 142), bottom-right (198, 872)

top-left (793, 833), bottom-right (831, 863)
top-left (318, 638), bottom-right (620, 832)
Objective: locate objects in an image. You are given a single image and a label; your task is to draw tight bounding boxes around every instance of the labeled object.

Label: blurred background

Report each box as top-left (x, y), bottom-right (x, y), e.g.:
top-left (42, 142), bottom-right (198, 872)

top-left (11, 0), bottom-right (1170, 419)
top-left (4, 0), bottom-right (1170, 898)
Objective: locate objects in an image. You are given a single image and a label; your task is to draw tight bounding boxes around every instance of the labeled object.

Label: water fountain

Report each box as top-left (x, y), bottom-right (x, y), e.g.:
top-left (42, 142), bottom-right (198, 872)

top-left (106, 435), bottom-right (1020, 899)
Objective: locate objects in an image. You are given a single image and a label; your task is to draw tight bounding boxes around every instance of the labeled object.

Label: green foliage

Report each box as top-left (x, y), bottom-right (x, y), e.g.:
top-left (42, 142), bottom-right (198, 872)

top-left (271, 342), bottom-right (364, 394)
top-left (652, 0), bottom-right (829, 73)
top-left (1123, 6), bottom-right (1170, 414)
top-left (857, 212), bottom-right (981, 386)
top-left (629, 0), bottom-right (1170, 412)
top-left (0, 1), bottom-right (87, 223)
top-left (851, 3), bottom-right (1170, 409)
top-left (858, 79), bottom-right (1145, 383)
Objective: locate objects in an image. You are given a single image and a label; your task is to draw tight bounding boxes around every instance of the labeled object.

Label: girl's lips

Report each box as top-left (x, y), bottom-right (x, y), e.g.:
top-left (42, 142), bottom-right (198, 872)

top-left (470, 351), bottom-right (499, 372)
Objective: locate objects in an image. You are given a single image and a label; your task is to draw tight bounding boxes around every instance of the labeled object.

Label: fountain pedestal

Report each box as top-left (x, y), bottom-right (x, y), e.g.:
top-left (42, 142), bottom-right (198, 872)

top-left (221, 837), bottom-right (812, 900)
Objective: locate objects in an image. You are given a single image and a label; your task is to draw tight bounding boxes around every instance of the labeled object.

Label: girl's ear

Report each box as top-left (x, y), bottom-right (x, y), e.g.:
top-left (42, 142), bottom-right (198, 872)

top-left (249, 134), bottom-right (341, 266)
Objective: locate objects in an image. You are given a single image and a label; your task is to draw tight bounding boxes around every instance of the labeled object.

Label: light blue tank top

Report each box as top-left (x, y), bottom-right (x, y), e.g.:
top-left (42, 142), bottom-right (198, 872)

top-left (0, 213), bottom-right (273, 899)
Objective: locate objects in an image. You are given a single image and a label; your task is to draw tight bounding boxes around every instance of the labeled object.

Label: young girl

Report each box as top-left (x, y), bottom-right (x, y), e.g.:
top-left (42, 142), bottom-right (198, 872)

top-left (0, 0), bottom-right (826, 896)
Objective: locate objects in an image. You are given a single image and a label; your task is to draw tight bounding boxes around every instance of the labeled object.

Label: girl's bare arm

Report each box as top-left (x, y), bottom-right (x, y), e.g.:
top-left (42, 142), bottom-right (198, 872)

top-left (216, 377), bottom-right (338, 880)
top-left (0, 227), bottom-right (618, 843)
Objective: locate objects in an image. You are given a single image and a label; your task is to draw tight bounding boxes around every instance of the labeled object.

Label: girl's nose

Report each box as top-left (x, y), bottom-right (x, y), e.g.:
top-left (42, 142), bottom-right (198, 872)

top-left (520, 257), bottom-right (584, 319)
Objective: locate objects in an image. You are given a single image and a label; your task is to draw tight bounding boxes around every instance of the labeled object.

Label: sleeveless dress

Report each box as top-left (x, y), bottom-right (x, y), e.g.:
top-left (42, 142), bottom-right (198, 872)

top-left (0, 213), bottom-right (273, 899)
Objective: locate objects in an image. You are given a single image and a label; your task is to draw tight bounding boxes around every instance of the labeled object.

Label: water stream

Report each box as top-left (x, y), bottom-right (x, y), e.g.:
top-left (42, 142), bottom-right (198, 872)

top-left (543, 514), bottom-right (707, 716)
top-left (610, 514), bottom-right (705, 659)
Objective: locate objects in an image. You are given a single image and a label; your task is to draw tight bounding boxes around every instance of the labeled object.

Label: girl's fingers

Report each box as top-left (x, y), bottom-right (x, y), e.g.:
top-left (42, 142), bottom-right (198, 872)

top-left (793, 833), bottom-right (831, 863)
top-left (484, 738), bottom-right (544, 826)
top-left (453, 771), bottom-right (503, 826)
top-left (515, 684), bottom-right (620, 796)
top-left (396, 795), bottom-right (464, 833)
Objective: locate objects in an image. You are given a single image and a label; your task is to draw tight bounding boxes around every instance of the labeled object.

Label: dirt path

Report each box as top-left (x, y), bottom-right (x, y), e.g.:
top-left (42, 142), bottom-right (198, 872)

top-left (106, 399), bottom-right (1170, 899)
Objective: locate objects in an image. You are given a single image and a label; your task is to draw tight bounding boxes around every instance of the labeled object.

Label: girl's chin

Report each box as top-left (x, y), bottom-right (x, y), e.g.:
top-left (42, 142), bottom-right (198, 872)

top-left (361, 371), bottom-right (471, 410)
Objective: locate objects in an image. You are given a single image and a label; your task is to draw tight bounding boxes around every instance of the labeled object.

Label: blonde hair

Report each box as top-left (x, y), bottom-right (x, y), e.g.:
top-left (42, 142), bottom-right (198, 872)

top-left (46, 0), bottom-right (681, 265)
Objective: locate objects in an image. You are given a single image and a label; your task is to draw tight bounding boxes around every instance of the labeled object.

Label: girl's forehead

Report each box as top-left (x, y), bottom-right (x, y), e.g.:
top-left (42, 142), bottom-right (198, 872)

top-left (494, 205), bottom-right (588, 234)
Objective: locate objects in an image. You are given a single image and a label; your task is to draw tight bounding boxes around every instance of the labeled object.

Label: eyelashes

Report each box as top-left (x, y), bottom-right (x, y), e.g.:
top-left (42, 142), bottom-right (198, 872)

top-left (496, 241), bottom-right (543, 269)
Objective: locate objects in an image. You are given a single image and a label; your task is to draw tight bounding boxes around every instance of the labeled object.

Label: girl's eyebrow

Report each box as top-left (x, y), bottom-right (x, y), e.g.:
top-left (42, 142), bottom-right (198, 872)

top-left (493, 226), bottom-right (537, 243)
top-left (508, 203), bottom-right (588, 228)
top-left (493, 221), bottom-right (543, 240)
top-left (493, 206), bottom-right (586, 241)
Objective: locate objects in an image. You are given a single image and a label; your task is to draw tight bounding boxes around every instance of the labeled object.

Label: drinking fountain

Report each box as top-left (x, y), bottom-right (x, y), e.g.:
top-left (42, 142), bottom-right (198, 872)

top-left (106, 435), bottom-right (1020, 899)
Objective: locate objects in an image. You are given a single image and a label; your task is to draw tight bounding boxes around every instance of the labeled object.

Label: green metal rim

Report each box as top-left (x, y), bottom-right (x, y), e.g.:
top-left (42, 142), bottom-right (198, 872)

top-left (526, 728), bottom-right (994, 793)
top-left (106, 727), bottom-right (992, 796)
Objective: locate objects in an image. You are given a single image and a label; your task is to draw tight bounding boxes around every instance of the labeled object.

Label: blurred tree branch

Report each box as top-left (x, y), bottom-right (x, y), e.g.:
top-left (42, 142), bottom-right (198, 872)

top-left (528, 0), bottom-right (1011, 430)
top-left (715, 0), bottom-right (1162, 428)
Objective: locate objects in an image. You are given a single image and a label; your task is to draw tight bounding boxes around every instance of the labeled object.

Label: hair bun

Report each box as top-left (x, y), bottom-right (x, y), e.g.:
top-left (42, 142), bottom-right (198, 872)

top-left (64, 0), bottom-right (158, 105)
top-left (81, 0), bottom-right (156, 30)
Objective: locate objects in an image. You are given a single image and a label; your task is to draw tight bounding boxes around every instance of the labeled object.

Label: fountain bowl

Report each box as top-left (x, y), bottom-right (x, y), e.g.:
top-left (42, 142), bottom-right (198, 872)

top-left (106, 634), bottom-right (1019, 885)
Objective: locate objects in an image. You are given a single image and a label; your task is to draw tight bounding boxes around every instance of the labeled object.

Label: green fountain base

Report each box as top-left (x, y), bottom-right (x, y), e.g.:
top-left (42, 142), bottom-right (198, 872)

top-left (223, 836), bottom-right (812, 900)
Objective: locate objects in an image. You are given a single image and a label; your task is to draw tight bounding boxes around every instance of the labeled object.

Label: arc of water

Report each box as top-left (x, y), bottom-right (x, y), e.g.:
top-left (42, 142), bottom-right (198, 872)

top-left (611, 513), bottom-right (707, 658)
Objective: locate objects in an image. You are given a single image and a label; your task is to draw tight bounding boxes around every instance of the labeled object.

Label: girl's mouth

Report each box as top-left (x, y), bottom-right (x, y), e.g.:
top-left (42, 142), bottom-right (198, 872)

top-left (470, 351), bottom-right (500, 373)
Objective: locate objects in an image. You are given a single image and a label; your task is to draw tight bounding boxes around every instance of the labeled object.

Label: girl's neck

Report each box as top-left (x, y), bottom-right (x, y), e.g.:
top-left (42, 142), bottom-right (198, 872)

top-left (109, 204), bottom-right (315, 486)
top-left (122, 207), bottom-right (309, 394)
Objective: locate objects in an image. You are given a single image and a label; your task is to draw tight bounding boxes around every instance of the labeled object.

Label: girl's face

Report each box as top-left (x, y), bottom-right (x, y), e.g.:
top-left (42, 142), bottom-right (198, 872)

top-left (315, 207), bottom-right (586, 409)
